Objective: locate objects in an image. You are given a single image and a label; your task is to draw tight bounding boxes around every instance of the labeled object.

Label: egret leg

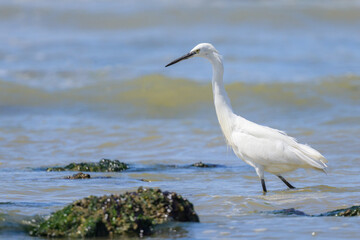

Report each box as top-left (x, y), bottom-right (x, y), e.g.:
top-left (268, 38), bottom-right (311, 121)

top-left (255, 167), bottom-right (266, 193)
top-left (261, 179), bottom-right (267, 193)
top-left (278, 175), bottom-right (295, 189)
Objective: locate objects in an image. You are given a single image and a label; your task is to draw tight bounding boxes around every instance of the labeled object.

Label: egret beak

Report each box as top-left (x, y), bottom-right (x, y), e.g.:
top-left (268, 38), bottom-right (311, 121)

top-left (165, 51), bottom-right (196, 67)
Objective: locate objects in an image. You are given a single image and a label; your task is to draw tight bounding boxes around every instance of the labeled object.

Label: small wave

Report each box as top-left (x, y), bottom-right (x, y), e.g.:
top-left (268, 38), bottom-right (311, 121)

top-left (1, 74), bottom-right (359, 117)
top-left (0, 211), bottom-right (44, 236)
top-left (295, 185), bottom-right (359, 193)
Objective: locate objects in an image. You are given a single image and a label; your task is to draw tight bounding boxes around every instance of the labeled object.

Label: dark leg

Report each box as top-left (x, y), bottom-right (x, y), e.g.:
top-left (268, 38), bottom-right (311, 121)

top-left (261, 179), bottom-right (267, 193)
top-left (278, 175), bottom-right (295, 189)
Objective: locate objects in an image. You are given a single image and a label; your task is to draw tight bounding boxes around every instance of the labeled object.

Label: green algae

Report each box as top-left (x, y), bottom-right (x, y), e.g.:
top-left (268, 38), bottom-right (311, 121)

top-left (46, 159), bottom-right (128, 172)
top-left (30, 187), bottom-right (199, 238)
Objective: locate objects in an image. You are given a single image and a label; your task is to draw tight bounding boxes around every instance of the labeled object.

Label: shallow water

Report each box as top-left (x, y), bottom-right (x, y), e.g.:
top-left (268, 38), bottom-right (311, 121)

top-left (1, 0), bottom-right (360, 239)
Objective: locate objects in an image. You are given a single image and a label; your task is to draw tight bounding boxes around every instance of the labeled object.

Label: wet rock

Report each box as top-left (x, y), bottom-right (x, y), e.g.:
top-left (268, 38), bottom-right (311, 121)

top-left (191, 161), bottom-right (217, 168)
top-left (30, 187), bottom-right (199, 238)
top-left (46, 159), bottom-right (128, 172)
top-left (318, 206), bottom-right (360, 217)
top-left (269, 205), bottom-right (360, 217)
top-left (65, 172), bottom-right (91, 179)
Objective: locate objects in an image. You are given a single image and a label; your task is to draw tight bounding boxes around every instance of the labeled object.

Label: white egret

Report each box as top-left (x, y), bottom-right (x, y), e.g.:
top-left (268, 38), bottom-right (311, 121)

top-left (165, 43), bottom-right (328, 193)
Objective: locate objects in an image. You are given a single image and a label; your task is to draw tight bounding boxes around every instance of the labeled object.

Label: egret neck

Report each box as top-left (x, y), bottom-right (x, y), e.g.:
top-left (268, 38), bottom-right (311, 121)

top-left (209, 52), bottom-right (236, 145)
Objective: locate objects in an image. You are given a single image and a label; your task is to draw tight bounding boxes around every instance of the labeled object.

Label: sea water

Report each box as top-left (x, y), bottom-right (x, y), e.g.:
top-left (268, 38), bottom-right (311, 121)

top-left (0, 1), bottom-right (360, 239)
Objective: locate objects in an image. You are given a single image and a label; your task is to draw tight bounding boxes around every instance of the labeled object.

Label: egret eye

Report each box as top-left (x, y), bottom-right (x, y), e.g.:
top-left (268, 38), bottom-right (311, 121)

top-left (195, 49), bottom-right (200, 54)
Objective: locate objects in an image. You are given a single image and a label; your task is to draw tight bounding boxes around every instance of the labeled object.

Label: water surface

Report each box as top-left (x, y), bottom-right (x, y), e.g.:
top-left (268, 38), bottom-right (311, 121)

top-left (1, 0), bottom-right (360, 239)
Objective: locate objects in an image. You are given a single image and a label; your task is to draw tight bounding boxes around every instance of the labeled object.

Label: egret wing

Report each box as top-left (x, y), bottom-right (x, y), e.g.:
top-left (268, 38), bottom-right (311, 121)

top-left (231, 118), bottom-right (328, 169)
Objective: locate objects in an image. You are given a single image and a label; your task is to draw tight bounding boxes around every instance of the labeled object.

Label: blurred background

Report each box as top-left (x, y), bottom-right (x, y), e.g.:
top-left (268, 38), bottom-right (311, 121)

top-left (1, 0), bottom-right (360, 239)
top-left (1, 0), bottom-right (360, 115)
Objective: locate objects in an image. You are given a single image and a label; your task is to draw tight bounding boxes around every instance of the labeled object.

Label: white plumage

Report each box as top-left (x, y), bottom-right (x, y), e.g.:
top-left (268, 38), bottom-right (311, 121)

top-left (166, 43), bottom-right (328, 192)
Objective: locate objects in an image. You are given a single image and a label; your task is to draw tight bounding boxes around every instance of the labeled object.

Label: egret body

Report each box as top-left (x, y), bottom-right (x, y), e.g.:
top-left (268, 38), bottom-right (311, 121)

top-left (165, 43), bottom-right (328, 193)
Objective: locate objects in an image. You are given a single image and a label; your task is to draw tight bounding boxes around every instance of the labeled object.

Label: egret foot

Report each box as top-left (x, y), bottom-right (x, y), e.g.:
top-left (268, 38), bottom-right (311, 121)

top-left (278, 175), bottom-right (295, 189)
top-left (261, 179), bottom-right (267, 193)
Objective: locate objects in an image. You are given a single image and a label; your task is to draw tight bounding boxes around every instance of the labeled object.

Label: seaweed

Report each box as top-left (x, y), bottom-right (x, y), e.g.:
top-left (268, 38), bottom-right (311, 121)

top-left (47, 159), bottom-right (128, 172)
top-left (30, 187), bottom-right (199, 237)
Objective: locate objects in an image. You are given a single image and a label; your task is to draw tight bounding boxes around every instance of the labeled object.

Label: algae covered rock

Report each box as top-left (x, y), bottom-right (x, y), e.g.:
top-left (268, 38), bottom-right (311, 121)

top-left (65, 172), bottom-right (91, 179)
top-left (30, 187), bottom-right (199, 238)
top-left (318, 205), bottom-right (360, 217)
top-left (47, 158), bottom-right (128, 172)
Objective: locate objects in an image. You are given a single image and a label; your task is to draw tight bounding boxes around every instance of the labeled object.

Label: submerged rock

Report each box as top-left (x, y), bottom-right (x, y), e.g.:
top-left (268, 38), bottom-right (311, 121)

top-left (270, 205), bottom-right (360, 217)
top-left (47, 159), bottom-right (128, 172)
top-left (65, 172), bottom-right (91, 179)
top-left (30, 187), bottom-right (199, 238)
top-left (271, 208), bottom-right (308, 216)
top-left (191, 161), bottom-right (217, 168)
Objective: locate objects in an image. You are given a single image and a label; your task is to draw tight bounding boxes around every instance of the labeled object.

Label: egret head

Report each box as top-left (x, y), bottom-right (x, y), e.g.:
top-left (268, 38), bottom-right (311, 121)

top-left (165, 43), bottom-right (219, 67)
